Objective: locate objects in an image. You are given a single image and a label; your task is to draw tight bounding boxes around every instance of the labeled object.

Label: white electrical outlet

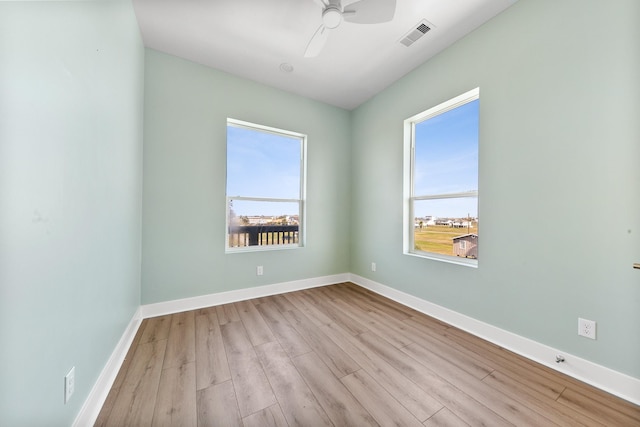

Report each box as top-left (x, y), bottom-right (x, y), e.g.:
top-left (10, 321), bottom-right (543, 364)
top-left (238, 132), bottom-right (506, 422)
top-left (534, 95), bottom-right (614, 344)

top-left (371, 262), bottom-right (376, 272)
top-left (256, 265), bottom-right (264, 276)
top-left (64, 367), bottom-right (75, 404)
top-left (578, 318), bottom-right (596, 340)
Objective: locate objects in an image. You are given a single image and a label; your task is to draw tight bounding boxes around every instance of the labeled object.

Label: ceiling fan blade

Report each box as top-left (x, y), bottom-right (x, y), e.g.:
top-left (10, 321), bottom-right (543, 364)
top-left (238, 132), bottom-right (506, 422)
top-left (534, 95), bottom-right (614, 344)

top-left (343, 0), bottom-right (396, 24)
top-left (304, 24), bottom-right (330, 57)
top-left (311, 0), bottom-right (329, 8)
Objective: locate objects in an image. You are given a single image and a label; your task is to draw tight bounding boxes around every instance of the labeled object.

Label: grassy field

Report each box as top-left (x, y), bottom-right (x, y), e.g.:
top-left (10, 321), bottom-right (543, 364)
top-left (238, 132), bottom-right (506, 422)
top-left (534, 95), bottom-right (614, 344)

top-left (414, 224), bottom-right (478, 257)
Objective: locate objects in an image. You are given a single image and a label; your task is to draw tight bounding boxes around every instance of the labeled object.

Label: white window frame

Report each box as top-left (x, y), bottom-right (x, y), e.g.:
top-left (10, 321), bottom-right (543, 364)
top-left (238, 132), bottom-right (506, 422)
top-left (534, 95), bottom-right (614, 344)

top-left (225, 118), bottom-right (307, 253)
top-left (403, 88), bottom-right (479, 267)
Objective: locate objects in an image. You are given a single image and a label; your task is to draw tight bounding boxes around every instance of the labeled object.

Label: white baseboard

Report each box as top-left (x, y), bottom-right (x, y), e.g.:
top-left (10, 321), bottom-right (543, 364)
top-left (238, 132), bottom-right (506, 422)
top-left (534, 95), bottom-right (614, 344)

top-left (140, 273), bottom-right (351, 318)
top-left (350, 273), bottom-right (640, 406)
top-left (73, 306), bottom-right (143, 427)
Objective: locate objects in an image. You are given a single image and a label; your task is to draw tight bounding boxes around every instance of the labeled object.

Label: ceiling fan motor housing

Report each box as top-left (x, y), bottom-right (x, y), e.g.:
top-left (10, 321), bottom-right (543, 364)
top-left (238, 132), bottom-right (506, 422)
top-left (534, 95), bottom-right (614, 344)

top-left (322, 6), bottom-right (343, 29)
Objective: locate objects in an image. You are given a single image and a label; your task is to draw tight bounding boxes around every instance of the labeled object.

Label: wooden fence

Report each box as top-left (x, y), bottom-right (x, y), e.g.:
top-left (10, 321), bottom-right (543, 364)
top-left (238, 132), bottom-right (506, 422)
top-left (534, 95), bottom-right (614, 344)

top-left (228, 225), bottom-right (299, 247)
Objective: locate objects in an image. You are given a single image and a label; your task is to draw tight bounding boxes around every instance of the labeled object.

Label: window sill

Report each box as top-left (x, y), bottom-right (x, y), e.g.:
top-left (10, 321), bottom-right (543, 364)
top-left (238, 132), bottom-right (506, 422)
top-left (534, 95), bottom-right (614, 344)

top-left (405, 251), bottom-right (478, 268)
top-left (226, 244), bottom-right (302, 254)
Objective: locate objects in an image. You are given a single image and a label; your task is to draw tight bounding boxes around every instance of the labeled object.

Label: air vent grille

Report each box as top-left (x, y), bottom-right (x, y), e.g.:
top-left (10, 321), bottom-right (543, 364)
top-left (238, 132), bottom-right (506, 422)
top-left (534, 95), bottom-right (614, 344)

top-left (400, 20), bottom-right (433, 47)
top-left (416, 23), bottom-right (430, 34)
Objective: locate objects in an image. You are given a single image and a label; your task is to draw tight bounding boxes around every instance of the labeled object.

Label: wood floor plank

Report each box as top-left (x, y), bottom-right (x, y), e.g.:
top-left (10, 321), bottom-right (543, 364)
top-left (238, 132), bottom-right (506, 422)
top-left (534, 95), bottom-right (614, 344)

top-left (406, 329), bottom-right (493, 380)
top-left (438, 324), bottom-right (569, 398)
top-left (401, 341), bottom-right (558, 426)
top-left (255, 341), bottom-right (332, 427)
top-left (558, 379), bottom-right (640, 423)
top-left (220, 320), bottom-right (277, 417)
top-left (423, 408), bottom-right (470, 427)
top-left (332, 285), bottom-right (418, 325)
top-left (234, 299), bottom-right (276, 346)
top-left (332, 297), bottom-right (414, 349)
top-left (342, 298), bottom-right (414, 325)
top-left (195, 306), bottom-right (215, 316)
top-left (302, 288), bottom-right (369, 335)
top-left (320, 321), bottom-right (443, 422)
top-left (282, 308), bottom-right (360, 378)
top-left (297, 288), bottom-right (326, 305)
top-left (404, 312), bottom-right (453, 333)
top-left (103, 340), bottom-right (167, 427)
top-left (292, 352), bottom-right (379, 427)
top-left (482, 371), bottom-right (605, 427)
top-left (557, 387), bottom-right (640, 426)
top-left (242, 404), bottom-right (288, 427)
top-left (195, 309), bottom-right (231, 390)
top-left (140, 315), bottom-right (172, 344)
top-left (330, 286), bottom-right (396, 319)
top-left (355, 332), bottom-right (513, 427)
top-left (251, 296), bottom-right (271, 305)
top-left (267, 293), bottom-right (296, 312)
top-left (315, 284), bottom-right (345, 301)
top-left (255, 301), bottom-right (312, 357)
top-left (196, 380), bottom-right (242, 427)
top-left (336, 283), bottom-right (417, 320)
top-left (153, 362), bottom-right (197, 427)
top-left (300, 289), bottom-right (366, 335)
top-left (283, 291), bottom-right (333, 327)
top-left (341, 369), bottom-right (424, 427)
top-left (164, 310), bottom-right (196, 369)
top-left (401, 318), bottom-right (499, 381)
top-left (368, 312), bottom-right (494, 380)
top-left (215, 303), bottom-right (241, 325)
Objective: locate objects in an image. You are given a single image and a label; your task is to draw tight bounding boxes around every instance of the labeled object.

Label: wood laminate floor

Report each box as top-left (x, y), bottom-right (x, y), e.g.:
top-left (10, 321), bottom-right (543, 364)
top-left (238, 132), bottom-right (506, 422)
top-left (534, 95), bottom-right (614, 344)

top-left (95, 283), bottom-right (640, 426)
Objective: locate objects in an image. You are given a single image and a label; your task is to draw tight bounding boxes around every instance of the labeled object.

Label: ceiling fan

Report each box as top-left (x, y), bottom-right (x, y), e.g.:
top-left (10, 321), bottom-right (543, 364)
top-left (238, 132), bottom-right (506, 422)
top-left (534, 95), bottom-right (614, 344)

top-left (304, 0), bottom-right (397, 57)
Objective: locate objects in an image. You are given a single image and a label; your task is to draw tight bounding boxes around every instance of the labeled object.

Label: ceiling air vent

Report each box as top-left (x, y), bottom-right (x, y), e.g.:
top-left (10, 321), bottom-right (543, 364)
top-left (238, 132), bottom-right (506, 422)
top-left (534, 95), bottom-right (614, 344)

top-left (400, 20), bottom-right (433, 47)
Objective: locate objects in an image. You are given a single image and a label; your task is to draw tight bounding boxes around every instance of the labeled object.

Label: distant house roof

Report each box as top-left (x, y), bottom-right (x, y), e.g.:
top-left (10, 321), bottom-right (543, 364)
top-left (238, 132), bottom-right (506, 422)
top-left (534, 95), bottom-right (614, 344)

top-left (452, 233), bottom-right (478, 241)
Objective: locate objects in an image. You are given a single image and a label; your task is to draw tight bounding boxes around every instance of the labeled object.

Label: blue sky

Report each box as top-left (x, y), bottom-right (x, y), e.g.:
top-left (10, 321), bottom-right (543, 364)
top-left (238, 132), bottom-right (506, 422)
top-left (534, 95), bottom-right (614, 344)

top-left (226, 125), bottom-right (302, 217)
top-left (227, 99), bottom-right (478, 220)
top-left (413, 99), bottom-right (479, 218)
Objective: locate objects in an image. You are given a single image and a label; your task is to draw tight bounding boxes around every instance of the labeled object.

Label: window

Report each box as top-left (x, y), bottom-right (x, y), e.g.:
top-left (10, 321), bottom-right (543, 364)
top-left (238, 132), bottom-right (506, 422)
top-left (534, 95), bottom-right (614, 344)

top-left (226, 119), bottom-right (306, 251)
top-left (403, 88), bottom-right (479, 266)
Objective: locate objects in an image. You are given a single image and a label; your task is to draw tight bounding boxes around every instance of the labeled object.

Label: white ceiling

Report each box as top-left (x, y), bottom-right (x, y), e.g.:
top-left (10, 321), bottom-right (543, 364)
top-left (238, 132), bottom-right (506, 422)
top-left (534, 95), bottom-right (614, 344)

top-left (132, 0), bottom-right (516, 110)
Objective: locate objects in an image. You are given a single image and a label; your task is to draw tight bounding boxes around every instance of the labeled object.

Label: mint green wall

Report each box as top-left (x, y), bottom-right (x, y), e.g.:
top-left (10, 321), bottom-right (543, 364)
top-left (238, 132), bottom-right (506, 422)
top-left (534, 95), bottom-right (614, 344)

top-left (141, 50), bottom-right (352, 304)
top-left (351, 0), bottom-right (640, 378)
top-left (0, 1), bottom-right (144, 425)
top-left (2, 0), bottom-right (636, 423)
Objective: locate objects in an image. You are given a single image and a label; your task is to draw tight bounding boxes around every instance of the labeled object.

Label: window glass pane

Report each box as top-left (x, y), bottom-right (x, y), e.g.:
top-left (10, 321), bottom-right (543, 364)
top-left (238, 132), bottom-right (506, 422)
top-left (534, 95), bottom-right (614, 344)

top-left (413, 198), bottom-right (478, 258)
top-left (226, 119), bottom-right (306, 252)
top-left (227, 125), bottom-right (301, 199)
top-left (228, 199), bottom-right (299, 226)
top-left (405, 88), bottom-right (479, 264)
top-left (414, 99), bottom-right (479, 196)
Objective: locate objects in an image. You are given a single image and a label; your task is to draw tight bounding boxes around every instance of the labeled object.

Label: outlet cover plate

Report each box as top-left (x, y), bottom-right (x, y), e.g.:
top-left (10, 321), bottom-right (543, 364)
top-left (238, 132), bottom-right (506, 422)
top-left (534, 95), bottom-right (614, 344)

top-left (64, 366), bottom-right (75, 404)
top-left (578, 318), bottom-right (596, 340)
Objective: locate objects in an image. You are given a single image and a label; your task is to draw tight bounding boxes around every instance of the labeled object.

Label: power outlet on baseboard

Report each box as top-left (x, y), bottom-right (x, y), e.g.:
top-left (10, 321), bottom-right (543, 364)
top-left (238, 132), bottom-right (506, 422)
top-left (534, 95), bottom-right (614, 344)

top-left (371, 262), bottom-right (376, 272)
